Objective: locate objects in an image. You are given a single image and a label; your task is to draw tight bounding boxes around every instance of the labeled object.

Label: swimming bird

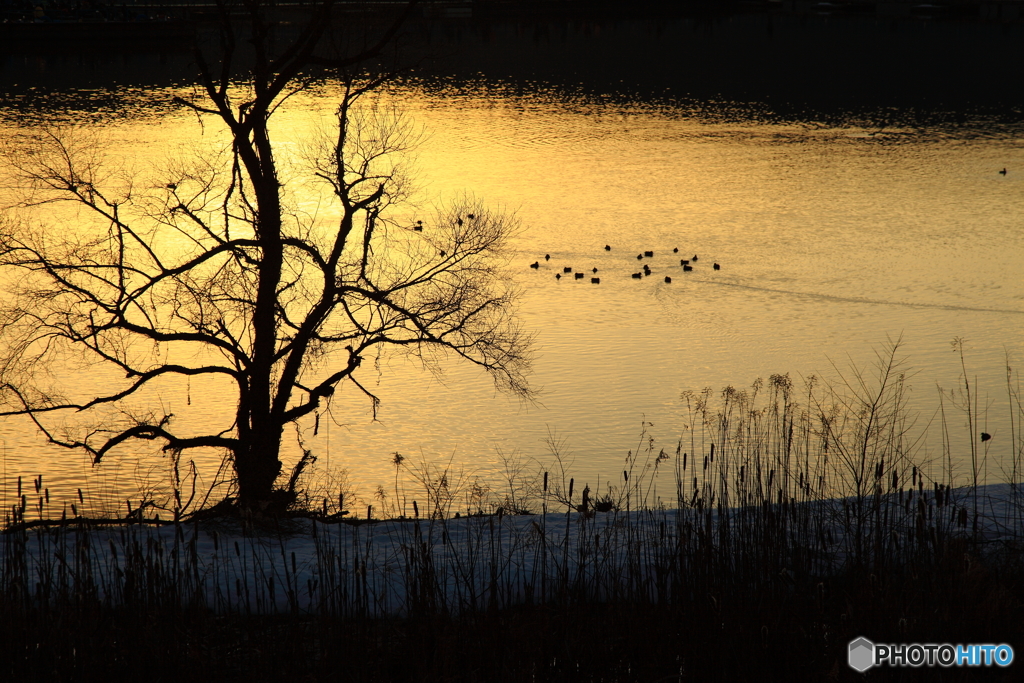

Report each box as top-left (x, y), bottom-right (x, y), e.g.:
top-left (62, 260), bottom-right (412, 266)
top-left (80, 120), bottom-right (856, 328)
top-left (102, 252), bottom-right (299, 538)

top-left (680, 259), bottom-right (689, 266)
top-left (456, 217), bottom-right (464, 226)
top-left (637, 254), bottom-right (643, 260)
top-left (683, 265), bottom-right (693, 272)
top-left (692, 255), bottom-right (698, 261)
top-left (591, 277), bottom-right (600, 284)
top-left (555, 273), bottom-right (561, 280)
top-left (440, 250), bottom-right (447, 257)
top-left (564, 267), bottom-right (572, 273)
top-left (414, 220), bottom-right (423, 232)
top-left (604, 245), bottom-right (611, 251)
top-left (713, 263), bottom-right (720, 270)
top-left (644, 251), bottom-right (654, 257)
top-left (575, 272), bottom-right (584, 280)
top-left (981, 432), bottom-right (992, 442)
top-left (631, 272), bottom-right (642, 279)
top-left (592, 267), bottom-right (598, 273)
top-left (673, 247), bottom-right (678, 253)
top-left (467, 213), bottom-right (476, 219)
top-left (530, 262), bottom-right (540, 269)
top-left (664, 276), bottom-right (672, 283)
top-left (999, 168), bottom-right (1007, 176)
top-left (545, 254), bottom-right (551, 261)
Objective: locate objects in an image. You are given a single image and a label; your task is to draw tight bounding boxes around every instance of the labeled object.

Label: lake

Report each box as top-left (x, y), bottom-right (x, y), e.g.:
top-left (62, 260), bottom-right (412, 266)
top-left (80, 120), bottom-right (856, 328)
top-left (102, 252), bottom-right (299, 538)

top-left (1, 8), bottom-right (1022, 516)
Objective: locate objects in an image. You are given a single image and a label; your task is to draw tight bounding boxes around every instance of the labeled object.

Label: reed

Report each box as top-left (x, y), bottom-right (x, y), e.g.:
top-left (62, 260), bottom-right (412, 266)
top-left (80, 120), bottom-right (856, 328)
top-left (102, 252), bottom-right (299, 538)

top-left (1, 344), bottom-right (1021, 681)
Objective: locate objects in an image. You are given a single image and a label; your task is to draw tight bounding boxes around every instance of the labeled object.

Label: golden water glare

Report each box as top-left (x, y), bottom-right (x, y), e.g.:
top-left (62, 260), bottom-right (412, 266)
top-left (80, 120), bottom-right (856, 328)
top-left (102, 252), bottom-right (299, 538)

top-left (1, 82), bottom-right (1022, 516)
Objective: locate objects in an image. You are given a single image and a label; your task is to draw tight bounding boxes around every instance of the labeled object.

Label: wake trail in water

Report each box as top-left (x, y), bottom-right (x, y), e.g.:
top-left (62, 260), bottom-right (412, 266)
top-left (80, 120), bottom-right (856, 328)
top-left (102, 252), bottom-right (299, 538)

top-left (704, 279), bottom-right (1024, 316)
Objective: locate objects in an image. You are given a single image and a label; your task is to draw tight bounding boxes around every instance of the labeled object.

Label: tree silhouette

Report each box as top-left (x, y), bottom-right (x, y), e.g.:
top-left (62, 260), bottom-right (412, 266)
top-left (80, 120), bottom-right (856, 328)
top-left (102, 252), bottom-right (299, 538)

top-left (0, 1), bottom-right (533, 514)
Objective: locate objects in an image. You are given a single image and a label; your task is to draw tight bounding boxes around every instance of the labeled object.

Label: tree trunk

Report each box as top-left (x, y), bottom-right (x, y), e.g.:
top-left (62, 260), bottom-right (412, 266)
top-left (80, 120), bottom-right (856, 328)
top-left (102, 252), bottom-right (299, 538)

top-left (235, 435), bottom-right (284, 511)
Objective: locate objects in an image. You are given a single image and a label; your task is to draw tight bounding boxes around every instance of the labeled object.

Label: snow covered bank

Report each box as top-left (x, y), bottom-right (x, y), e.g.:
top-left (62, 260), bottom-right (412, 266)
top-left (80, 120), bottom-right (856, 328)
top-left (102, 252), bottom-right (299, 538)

top-left (4, 482), bottom-right (1021, 615)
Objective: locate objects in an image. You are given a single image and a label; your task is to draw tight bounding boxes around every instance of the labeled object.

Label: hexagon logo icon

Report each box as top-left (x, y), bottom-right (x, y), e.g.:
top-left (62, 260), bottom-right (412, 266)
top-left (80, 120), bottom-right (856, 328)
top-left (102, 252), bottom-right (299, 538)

top-left (848, 637), bottom-right (875, 672)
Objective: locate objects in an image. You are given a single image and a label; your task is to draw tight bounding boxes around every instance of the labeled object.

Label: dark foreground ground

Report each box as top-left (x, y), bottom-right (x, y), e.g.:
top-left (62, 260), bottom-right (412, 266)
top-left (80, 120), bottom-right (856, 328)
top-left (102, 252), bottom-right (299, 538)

top-left (3, 540), bottom-right (1020, 682)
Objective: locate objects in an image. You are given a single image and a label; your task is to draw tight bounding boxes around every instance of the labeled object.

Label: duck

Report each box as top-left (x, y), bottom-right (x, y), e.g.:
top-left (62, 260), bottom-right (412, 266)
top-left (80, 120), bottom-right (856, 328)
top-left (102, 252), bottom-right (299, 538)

top-left (604, 245), bottom-right (611, 251)
top-left (636, 254), bottom-right (643, 260)
top-left (683, 265), bottom-right (693, 272)
top-left (692, 255), bottom-right (698, 261)
top-left (713, 263), bottom-right (720, 270)
top-left (545, 254), bottom-right (551, 261)
top-left (414, 220), bottom-right (423, 232)
top-left (592, 267), bottom-right (598, 273)
top-left (664, 276), bottom-right (672, 283)
top-left (680, 259), bottom-right (689, 266)
top-left (631, 272), bottom-right (642, 279)
top-left (673, 247), bottom-right (679, 253)
top-left (999, 168), bottom-right (1008, 176)
top-left (564, 267), bottom-right (573, 273)
top-left (591, 277), bottom-right (600, 284)
top-left (574, 272), bottom-right (584, 280)
top-left (555, 273), bottom-right (562, 280)
top-left (530, 262), bottom-right (540, 269)
top-left (644, 251), bottom-right (654, 257)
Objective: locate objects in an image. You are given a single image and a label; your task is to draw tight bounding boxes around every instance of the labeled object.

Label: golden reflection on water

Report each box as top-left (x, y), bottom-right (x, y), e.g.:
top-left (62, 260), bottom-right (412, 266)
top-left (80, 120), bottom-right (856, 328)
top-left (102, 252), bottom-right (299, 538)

top-left (1, 82), bottom-right (1023, 515)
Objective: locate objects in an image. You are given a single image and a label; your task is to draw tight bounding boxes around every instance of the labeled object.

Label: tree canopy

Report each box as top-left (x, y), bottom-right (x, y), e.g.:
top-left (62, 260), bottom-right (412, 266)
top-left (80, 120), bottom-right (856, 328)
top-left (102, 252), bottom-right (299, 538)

top-left (0, 1), bottom-right (533, 515)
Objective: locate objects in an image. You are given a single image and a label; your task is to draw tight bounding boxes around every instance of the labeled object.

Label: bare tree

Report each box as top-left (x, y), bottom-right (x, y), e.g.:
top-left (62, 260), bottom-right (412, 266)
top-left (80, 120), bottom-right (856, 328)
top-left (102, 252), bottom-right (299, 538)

top-left (0, 1), bottom-right (533, 514)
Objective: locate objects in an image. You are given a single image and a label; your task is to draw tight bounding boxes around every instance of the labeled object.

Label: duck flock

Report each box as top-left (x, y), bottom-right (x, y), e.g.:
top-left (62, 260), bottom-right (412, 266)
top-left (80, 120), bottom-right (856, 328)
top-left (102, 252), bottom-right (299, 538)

top-left (528, 245), bottom-right (721, 284)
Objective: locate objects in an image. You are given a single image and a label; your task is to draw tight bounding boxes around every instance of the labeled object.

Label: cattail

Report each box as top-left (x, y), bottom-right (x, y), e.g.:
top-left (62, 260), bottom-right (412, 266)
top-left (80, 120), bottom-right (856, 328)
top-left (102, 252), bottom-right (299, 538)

top-left (568, 478), bottom-right (574, 499)
top-left (543, 471), bottom-right (548, 492)
top-left (413, 500), bottom-right (419, 518)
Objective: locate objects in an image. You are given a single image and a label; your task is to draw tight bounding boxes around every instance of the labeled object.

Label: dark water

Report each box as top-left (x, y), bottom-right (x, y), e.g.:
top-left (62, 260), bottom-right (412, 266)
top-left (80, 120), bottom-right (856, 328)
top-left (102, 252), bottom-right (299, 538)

top-left (3, 9), bottom-right (1023, 120)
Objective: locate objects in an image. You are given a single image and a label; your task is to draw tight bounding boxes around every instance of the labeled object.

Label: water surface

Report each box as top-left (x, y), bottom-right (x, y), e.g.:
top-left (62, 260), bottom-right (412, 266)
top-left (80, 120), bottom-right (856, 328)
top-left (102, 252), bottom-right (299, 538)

top-left (1, 15), bottom-right (1022, 514)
